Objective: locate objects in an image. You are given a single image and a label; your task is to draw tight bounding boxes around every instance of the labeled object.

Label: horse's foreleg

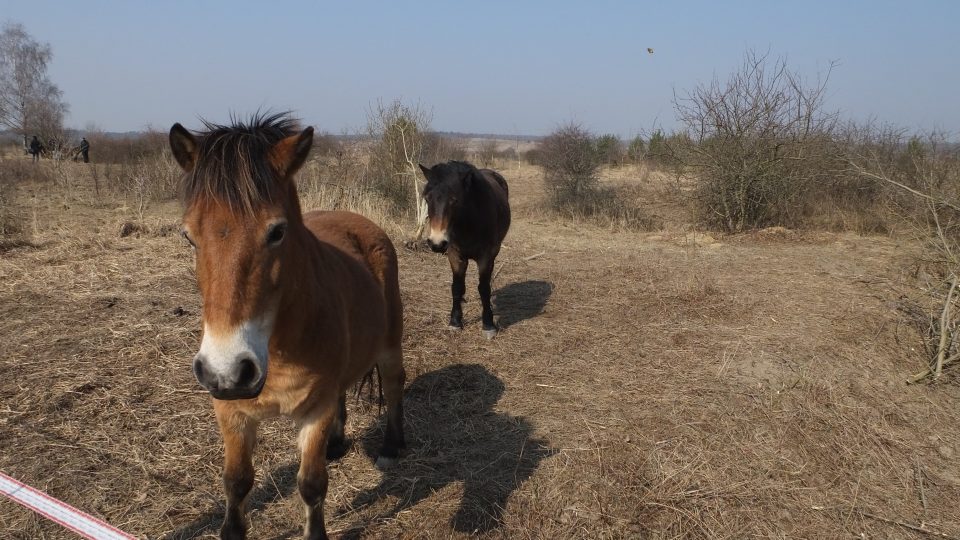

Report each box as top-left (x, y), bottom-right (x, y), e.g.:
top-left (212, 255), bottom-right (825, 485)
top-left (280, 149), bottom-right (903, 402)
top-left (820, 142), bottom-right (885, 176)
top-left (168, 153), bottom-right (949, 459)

top-left (376, 347), bottom-right (406, 468)
top-left (298, 406), bottom-right (337, 540)
top-left (216, 410), bottom-right (258, 540)
top-left (448, 252), bottom-right (468, 329)
top-left (478, 256), bottom-right (497, 339)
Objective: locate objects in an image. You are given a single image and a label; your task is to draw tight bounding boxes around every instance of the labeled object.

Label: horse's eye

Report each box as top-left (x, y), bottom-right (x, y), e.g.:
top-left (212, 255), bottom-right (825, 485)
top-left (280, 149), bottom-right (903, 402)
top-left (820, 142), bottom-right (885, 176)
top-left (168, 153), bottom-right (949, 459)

top-left (181, 229), bottom-right (196, 249)
top-left (266, 222), bottom-right (287, 246)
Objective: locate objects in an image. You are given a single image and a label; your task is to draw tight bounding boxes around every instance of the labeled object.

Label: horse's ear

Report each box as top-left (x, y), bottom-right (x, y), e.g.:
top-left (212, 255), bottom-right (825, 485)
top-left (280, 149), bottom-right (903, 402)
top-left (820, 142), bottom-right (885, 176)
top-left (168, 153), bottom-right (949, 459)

top-left (169, 123), bottom-right (198, 171)
top-left (462, 169), bottom-right (475, 191)
top-left (270, 126), bottom-right (314, 178)
top-left (418, 163), bottom-right (432, 179)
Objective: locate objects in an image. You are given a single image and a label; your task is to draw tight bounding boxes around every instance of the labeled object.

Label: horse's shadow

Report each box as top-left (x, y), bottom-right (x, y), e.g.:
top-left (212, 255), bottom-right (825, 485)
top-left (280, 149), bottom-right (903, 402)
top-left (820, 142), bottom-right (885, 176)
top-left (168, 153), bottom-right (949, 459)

top-left (341, 363), bottom-right (554, 536)
top-left (164, 365), bottom-right (553, 538)
top-left (163, 461), bottom-right (301, 540)
top-left (494, 279), bottom-right (553, 329)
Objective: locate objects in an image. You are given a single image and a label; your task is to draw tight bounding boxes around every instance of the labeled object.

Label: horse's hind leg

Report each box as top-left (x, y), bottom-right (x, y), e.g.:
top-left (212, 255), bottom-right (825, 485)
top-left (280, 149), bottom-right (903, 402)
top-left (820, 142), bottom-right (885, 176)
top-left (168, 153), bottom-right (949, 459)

top-left (375, 347), bottom-right (406, 468)
top-left (477, 255), bottom-right (498, 339)
top-left (215, 408), bottom-right (258, 540)
top-left (325, 394), bottom-right (349, 460)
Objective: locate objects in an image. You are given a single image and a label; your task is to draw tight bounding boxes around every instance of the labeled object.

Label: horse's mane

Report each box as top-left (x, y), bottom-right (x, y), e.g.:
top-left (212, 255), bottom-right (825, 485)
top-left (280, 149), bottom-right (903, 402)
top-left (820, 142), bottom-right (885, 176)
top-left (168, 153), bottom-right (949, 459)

top-left (182, 112), bottom-right (300, 213)
top-left (428, 160), bottom-right (478, 181)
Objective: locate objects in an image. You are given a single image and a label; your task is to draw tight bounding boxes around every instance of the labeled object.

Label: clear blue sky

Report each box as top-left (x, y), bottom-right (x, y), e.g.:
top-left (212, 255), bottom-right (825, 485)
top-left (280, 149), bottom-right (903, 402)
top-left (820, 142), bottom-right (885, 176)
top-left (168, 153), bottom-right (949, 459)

top-left (2, 1), bottom-right (958, 137)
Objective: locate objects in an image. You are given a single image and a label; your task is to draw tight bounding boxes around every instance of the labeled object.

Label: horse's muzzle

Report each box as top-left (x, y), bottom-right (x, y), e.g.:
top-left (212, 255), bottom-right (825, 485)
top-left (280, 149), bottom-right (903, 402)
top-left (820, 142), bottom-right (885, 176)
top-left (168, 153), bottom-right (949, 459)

top-left (193, 354), bottom-right (265, 400)
top-left (427, 239), bottom-right (448, 253)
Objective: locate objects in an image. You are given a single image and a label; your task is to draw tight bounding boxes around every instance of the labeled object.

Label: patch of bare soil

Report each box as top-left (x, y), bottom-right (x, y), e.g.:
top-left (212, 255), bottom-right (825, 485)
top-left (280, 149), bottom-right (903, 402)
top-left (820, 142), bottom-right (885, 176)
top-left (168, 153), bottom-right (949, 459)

top-left (1, 162), bottom-right (959, 539)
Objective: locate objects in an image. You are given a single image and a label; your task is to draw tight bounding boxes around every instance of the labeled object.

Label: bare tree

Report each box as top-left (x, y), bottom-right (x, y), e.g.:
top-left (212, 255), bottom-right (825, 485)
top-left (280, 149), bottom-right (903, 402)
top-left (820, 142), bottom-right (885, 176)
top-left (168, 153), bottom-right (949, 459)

top-left (367, 99), bottom-right (432, 239)
top-left (0, 22), bottom-right (68, 143)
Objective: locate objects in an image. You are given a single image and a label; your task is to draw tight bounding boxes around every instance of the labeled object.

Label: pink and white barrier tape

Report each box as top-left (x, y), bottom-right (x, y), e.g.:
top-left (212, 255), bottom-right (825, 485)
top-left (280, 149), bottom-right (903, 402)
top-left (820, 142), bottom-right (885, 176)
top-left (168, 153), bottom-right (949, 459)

top-left (0, 471), bottom-right (136, 540)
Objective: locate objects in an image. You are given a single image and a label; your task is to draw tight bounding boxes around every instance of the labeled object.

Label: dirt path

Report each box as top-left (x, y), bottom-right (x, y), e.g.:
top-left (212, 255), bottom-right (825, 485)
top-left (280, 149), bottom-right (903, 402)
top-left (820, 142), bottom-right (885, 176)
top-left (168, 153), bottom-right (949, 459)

top-left (1, 168), bottom-right (959, 539)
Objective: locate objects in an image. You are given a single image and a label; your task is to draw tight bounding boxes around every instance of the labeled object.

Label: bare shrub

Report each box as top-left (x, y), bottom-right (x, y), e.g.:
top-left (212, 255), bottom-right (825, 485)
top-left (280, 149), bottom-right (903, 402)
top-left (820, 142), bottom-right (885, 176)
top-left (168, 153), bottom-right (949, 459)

top-left (0, 159), bottom-right (25, 235)
top-left (848, 131), bottom-right (960, 379)
top-left (552, 185), bottom-right (661, 230)
top-left (538, 123), bottom-right (658, 230)
top-left (674, 51), bottom-right (841, 232)
top-left (475, 138), bottom-right (498, 168)
top-left (496, 146), bottom-right (517, 162)
top-left (311, 131), bottom-right (342, 158)
top-left (105, 146), bottom-right (180, 220)
top-left (298, 153), bottom-right (400, 236)
top-left (523, 146), bottom-right (543, 166)
top-left (645, 130), bottom-right (667, 164)
top-left (423, 133), bottom-right (467, 163)
top-left (85, 129), bottom-right (167, 164)
top-left (595, 134), bottom-right (624, 167)
top-left (0, 158), bottom-right (55, 239)
top-left (539, 123), bottom-right (600, 207)
top-left (626, 135), bottom-right (645, 163)
top-left (366, 99), bottom-right (432, 237)
top-left (292, 139), bottom-right (403, 237)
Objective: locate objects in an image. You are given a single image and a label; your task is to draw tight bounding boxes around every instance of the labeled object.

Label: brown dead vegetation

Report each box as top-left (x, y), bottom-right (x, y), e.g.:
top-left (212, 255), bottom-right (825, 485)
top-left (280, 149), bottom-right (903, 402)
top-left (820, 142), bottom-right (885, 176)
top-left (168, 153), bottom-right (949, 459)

top-left (1, 154), bottom-right (959, 539)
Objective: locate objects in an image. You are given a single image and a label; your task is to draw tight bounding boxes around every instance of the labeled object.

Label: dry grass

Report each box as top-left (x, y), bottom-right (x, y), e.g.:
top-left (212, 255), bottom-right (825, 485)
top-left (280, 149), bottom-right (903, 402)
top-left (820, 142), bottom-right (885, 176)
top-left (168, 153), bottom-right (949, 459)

top-left (1, 155), bottom-right (959, 539)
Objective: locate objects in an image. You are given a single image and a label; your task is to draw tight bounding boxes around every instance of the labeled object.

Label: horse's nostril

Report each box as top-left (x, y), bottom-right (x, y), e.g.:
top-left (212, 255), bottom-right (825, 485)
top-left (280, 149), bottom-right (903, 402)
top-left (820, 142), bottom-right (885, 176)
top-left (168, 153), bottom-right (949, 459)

top-left (236, 357), bottom-right (260, 388)
top-left (193, 356), bottom-right (209, 386)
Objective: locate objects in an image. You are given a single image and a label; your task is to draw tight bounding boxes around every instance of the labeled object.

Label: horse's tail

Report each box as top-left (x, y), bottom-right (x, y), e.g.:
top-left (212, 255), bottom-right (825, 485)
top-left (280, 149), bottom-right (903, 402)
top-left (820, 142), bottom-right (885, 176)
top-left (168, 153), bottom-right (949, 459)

top-left (355, 365), bottom-right (384, 412)
top-left (367, 239), bottom-right (403, 349)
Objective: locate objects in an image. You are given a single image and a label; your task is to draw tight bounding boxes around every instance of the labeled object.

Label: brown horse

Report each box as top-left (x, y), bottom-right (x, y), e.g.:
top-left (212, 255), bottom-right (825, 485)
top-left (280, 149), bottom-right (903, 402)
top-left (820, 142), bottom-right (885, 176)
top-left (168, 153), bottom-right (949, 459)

top-left (419, 161), bottom-right (510, 339)
top-left (169, 114), bottom-right (405, 540)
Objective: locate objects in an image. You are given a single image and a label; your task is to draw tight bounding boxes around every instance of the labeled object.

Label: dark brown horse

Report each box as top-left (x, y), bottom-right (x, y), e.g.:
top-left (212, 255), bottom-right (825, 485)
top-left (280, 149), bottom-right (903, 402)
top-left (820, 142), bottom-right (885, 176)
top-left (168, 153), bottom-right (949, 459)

top-left (169, 114), bottom-right (405, 540)
top-left (419, 161), bottom-right (510, 339)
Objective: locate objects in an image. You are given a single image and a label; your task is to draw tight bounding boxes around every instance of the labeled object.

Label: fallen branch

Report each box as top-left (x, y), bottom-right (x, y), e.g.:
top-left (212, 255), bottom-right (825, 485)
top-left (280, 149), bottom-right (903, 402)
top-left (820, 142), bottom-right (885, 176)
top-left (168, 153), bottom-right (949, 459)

top-left (915, 458), bottom-right (928, 520)
top-left (908, 351), bottom-right (960, 383)
top-left (935, 276), bottom-right (958, 378)
top-left (492, 260), bottom-right (509, 284)
top-left (858, 509), bottom-right (960, 540)
top-left (524, 251), bottom-right (546, 261)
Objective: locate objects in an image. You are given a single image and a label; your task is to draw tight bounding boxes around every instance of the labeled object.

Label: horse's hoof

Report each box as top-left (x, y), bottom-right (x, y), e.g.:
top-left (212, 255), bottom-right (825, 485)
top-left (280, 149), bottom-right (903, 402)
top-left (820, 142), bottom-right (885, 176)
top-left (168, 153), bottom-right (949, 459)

top-left (447, 324), bottom-right (462, 331)
top-left (482, 328), bottom-right (498, 340)
top-left (375, 455), bottom-right (398, 470)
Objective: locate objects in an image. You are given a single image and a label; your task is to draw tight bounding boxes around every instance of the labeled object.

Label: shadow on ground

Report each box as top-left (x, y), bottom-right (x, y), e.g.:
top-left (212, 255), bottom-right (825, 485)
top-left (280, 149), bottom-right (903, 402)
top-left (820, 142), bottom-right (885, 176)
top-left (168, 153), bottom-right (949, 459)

top-left (342, 363), bottom-right (554, 536)
top-left (163, 462), bottom-right (300, 540)
top-left (163, 365), bottom-right (552, 538)
top-left (494, 279), bottom-right (553, 329)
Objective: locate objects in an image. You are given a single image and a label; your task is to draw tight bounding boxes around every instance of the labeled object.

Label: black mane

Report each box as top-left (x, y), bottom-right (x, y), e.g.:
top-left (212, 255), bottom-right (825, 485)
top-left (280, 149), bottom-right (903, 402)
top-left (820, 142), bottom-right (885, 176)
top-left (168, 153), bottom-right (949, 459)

top-left (182, 111), bottom-right (300, 212)
top-left (425, 160), bottom-right (478, 184)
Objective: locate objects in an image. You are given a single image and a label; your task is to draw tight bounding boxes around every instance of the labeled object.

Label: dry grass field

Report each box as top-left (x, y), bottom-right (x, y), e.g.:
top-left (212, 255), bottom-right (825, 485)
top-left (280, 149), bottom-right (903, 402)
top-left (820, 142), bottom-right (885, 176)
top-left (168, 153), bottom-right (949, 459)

top-left (1, 157), bottom-right (960, 539)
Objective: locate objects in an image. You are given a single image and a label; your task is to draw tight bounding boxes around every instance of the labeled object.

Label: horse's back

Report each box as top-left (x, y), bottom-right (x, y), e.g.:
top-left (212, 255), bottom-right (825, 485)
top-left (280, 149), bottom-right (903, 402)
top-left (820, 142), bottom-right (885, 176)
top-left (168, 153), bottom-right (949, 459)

top-left (477, 169), bottom-right (511, 244)
top-left (303, 210), bottom-right (403, 347)
top-left (480, 168), bottom-right (509, 198)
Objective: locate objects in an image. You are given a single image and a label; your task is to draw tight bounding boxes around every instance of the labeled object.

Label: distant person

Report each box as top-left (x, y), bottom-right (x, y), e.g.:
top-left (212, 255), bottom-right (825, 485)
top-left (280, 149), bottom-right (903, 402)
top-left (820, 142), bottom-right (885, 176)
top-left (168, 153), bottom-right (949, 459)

top-left (29, 135), bottom-right (42, 162)
top-left (79, 137), bottom-right (90, 163)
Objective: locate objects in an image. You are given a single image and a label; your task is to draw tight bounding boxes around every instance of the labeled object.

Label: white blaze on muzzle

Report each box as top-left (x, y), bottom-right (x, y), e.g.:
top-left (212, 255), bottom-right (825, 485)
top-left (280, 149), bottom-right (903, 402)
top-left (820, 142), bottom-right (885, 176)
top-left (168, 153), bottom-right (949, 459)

top-left (196, 317), bottom-right (272, 386)
top-left (428, 226), bottom-right (449, 245)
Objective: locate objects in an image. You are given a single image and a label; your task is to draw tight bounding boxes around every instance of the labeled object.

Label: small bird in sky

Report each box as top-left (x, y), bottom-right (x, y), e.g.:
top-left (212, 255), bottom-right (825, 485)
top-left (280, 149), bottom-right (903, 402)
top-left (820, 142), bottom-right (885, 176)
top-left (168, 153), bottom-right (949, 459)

top-left (647, 47), bottom-right (654, 54)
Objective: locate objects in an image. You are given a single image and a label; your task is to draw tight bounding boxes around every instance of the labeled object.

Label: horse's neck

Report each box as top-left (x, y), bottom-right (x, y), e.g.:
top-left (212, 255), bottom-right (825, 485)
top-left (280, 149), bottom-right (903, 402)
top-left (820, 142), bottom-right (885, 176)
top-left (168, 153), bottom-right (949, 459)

top-left (274, 227), bottom-right (333, 336)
